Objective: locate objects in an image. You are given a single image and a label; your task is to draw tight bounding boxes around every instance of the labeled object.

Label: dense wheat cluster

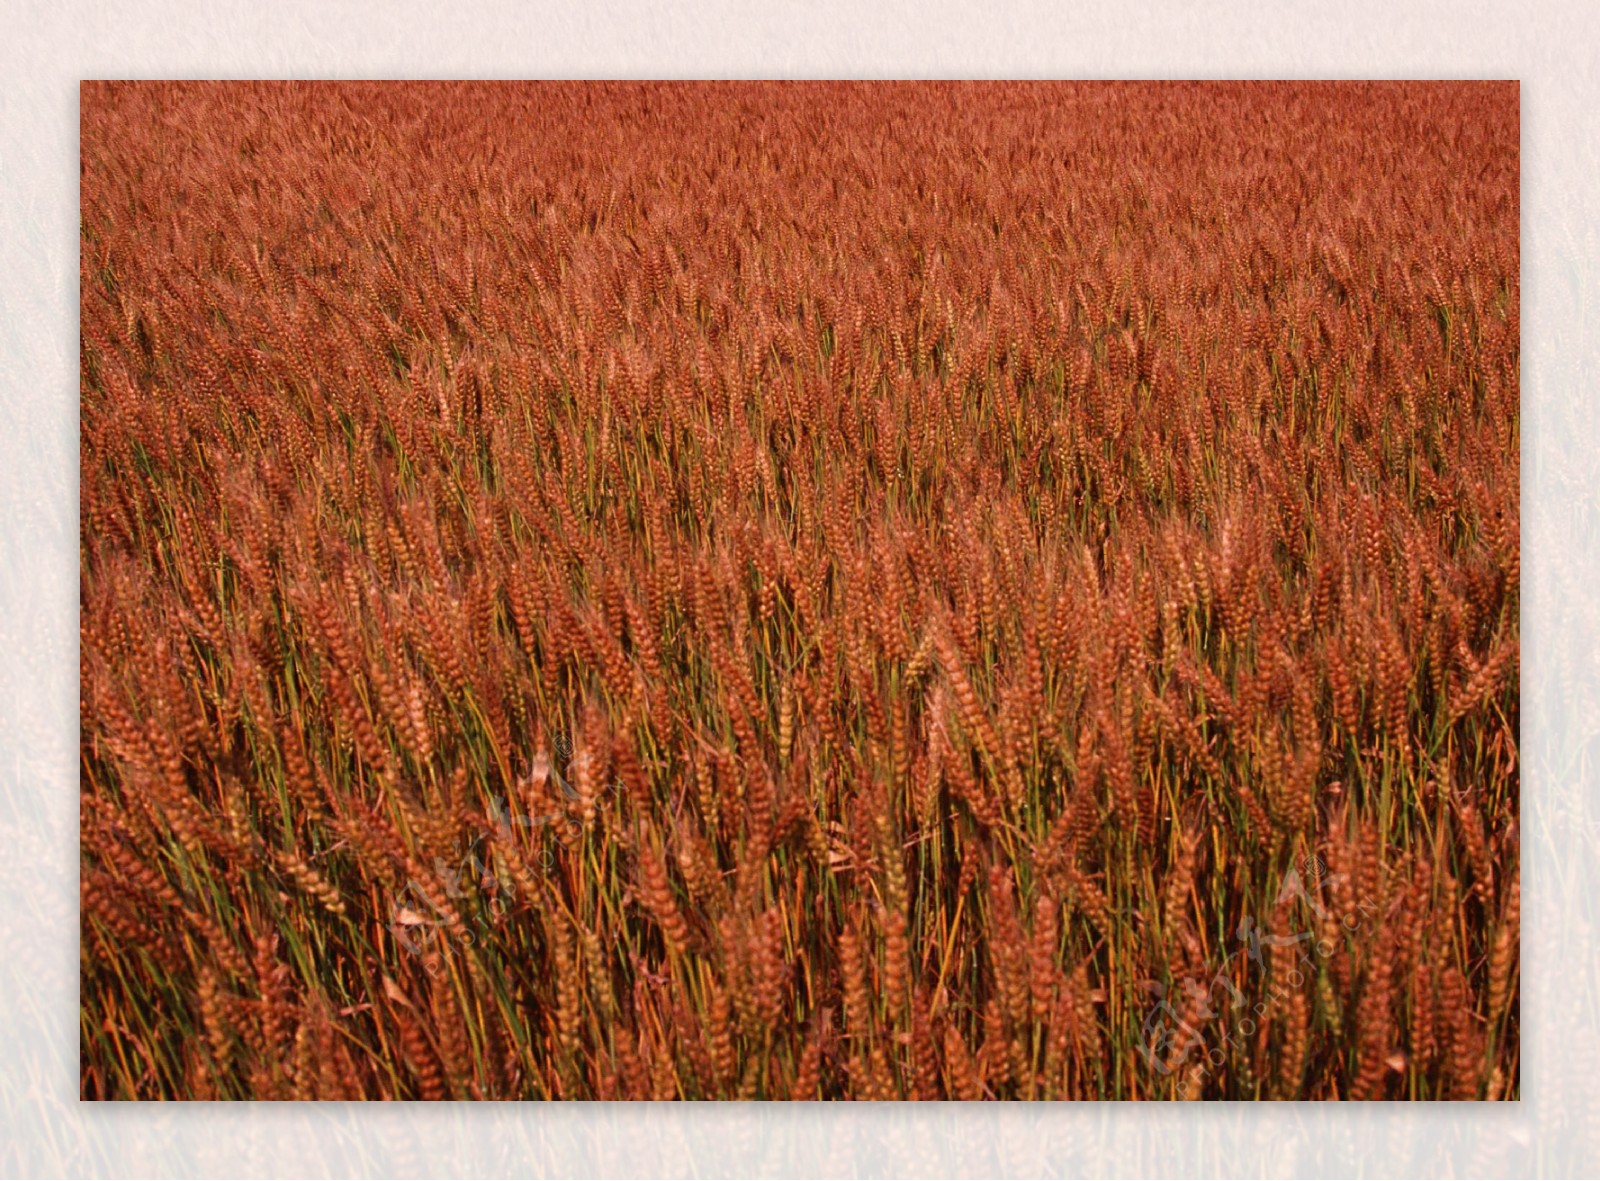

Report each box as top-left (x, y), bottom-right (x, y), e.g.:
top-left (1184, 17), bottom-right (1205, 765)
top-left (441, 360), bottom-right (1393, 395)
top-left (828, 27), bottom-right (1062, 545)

top-left (80, 81), bottom-right (1518, 1100)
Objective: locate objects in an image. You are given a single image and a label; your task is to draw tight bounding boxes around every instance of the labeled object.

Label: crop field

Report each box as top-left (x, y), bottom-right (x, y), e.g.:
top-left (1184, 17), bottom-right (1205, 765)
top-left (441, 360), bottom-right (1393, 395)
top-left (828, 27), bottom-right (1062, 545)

top-left (79, 80), bottom-right (1519, 1100)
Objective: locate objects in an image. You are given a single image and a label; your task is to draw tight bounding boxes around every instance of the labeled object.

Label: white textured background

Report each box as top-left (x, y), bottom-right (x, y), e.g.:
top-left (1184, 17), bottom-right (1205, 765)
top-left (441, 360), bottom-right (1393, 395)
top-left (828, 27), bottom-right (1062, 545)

top-left (5, 2), bottom-right (1594, 1176)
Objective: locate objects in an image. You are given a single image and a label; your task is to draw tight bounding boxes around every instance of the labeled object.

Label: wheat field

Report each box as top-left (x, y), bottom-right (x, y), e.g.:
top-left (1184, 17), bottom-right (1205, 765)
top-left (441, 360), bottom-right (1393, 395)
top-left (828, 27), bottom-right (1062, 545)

top-left (79, 80), bottom-right (1519, 1100)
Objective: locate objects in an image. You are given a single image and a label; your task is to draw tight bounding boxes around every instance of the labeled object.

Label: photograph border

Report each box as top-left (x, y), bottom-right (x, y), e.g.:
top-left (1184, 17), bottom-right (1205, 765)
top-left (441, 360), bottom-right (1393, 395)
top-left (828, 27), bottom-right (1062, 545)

top-left (6, 2), bottom-right (1594, 1175)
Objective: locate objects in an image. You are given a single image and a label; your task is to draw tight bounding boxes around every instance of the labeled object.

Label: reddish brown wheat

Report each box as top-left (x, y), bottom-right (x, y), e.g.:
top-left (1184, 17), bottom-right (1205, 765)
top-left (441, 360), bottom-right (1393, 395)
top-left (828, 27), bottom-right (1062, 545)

top-left (80, 81), bottom-right (1518, 1099)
